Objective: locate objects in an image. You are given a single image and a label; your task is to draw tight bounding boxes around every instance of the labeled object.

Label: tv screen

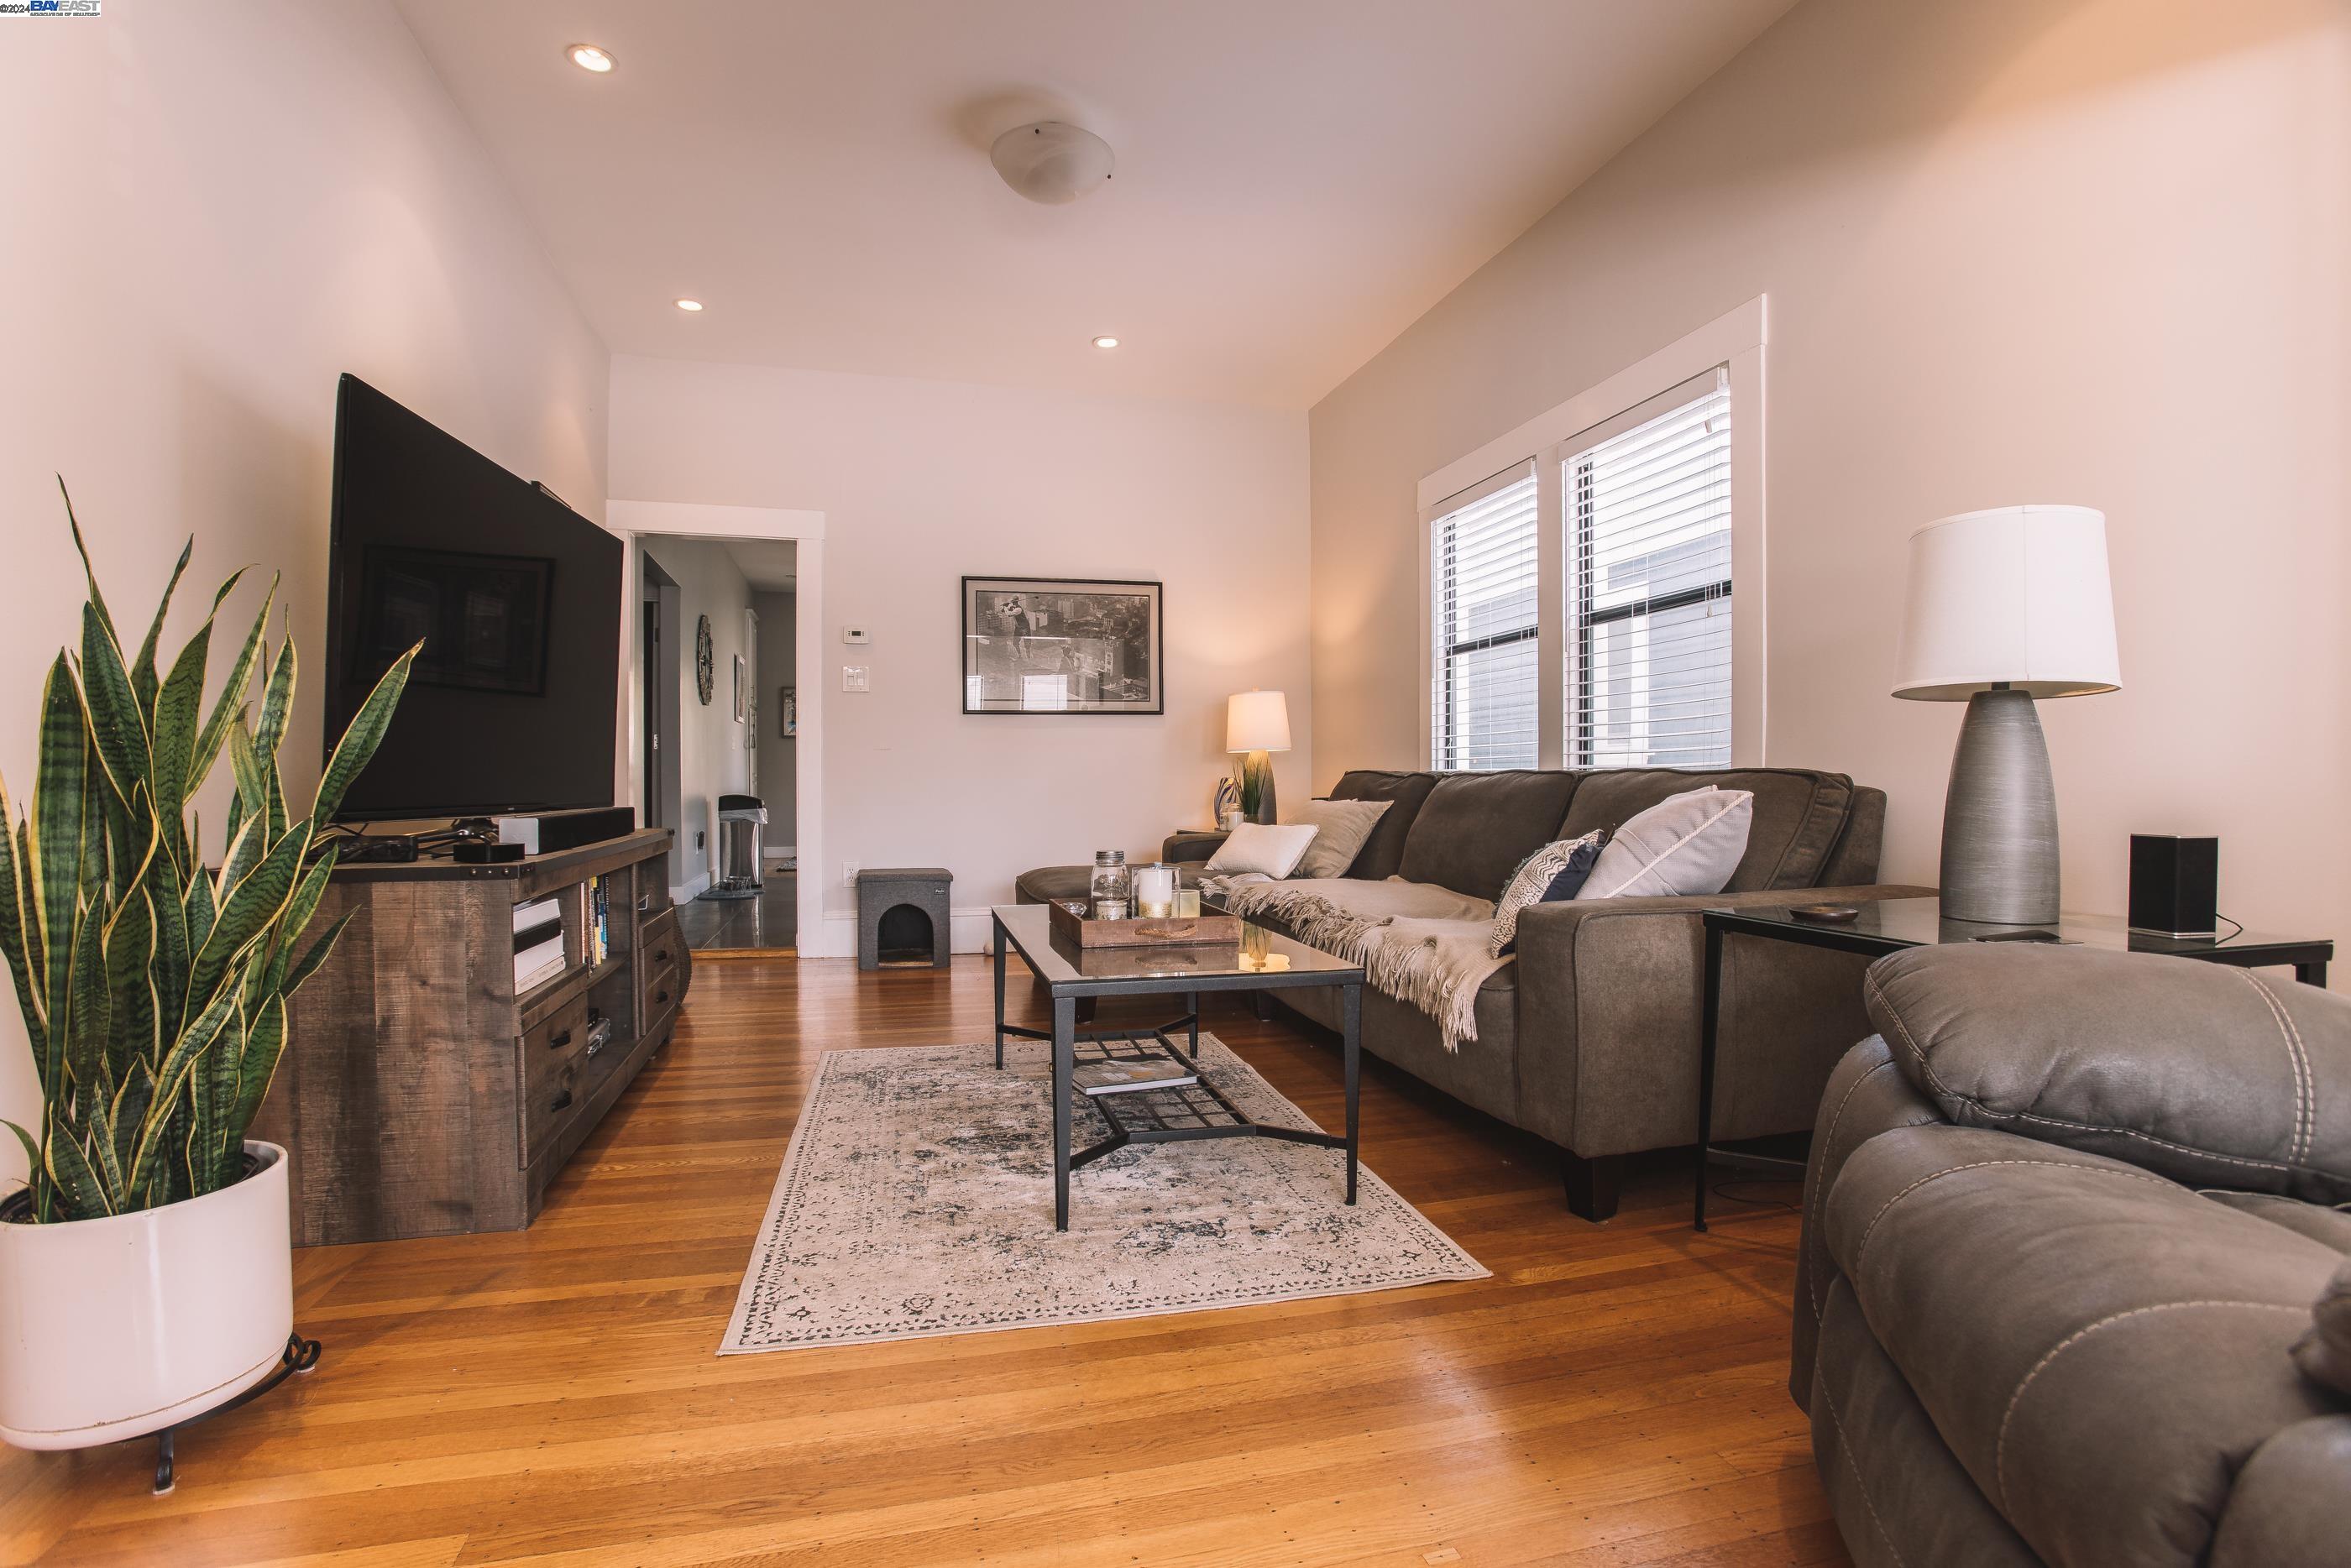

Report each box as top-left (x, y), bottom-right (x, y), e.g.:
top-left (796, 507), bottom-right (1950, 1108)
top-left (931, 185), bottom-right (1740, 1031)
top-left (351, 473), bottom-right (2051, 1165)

top-left (323, 374), bottom-right (622, 819)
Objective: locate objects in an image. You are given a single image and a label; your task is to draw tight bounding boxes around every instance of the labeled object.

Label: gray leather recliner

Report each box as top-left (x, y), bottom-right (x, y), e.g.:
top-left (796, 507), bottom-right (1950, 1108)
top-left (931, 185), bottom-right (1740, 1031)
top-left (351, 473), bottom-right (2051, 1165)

top-left (1793, 942), bottom-right (2351, 1568)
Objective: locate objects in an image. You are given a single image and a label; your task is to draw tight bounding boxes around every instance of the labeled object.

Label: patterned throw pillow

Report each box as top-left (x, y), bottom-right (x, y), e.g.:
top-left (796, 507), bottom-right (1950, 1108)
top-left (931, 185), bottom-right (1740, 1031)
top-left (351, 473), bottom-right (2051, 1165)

top-left (1488, 830), bottom-right (1610, 958)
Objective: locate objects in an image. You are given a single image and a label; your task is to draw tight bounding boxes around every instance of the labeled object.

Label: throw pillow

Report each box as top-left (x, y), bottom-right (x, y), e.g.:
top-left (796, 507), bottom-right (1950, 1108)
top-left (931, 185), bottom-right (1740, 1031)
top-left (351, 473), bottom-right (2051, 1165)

top-left (1488, 829), bottom-right (1610, 958)
top-left (1203, 822), bottom-right (1320, 880)
top-left (1285, 797), bottom-right (1392, 879)
top-left (1575, 786), bottom-right (1754, 900)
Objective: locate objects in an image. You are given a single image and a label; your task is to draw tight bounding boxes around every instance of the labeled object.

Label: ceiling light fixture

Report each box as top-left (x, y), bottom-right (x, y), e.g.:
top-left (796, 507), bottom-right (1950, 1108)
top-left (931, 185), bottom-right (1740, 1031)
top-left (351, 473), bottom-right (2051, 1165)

top-left (567, 44), bottom-right (615, 73)
top-left (674, 298), bottom-right (704, 312)
top-left (990, 121), bottom-right (1114, 206)
top-left (1092, 336), bottom-right (1119, 349)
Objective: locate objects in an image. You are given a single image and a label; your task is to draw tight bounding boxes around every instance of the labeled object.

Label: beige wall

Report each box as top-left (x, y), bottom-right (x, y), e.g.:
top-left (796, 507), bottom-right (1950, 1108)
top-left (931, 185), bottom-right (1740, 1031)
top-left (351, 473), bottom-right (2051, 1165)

top-left (610, 355), bottom-right (1311, 954)
top-left (1310, 0), bottom-right (2350, 946)
top-left (0, 1), bottom-right (608, 1177)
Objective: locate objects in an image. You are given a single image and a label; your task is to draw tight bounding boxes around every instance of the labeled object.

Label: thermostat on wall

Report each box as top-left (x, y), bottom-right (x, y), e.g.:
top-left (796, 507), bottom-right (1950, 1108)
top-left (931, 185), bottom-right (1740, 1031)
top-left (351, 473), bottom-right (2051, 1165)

top-left (842, 625), bottom-right (870, 644)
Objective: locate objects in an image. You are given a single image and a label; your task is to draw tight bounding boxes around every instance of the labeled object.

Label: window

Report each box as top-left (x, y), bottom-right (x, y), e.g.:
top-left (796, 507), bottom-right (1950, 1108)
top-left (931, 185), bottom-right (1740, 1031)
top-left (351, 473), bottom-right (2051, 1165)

top-left (1429, 466), bottom-right (1538, 770)
top-left (1565, 370), bottom-right (1732, 767)
top-left (1417, 299), bottom-right (1762, 773)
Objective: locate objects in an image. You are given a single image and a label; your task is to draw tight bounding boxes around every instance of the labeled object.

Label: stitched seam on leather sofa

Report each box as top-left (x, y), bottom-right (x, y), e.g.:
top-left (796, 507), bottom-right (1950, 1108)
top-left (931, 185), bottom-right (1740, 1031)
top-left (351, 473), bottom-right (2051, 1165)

top-left (1867, 970), bottom-right (2299, 1177)
top-left (2235, 968), bottom-right (2312, 1166)
top-left (1851, 1159), bottom-right (2181, 1273)
top-left (1810, 1058), bottom-right (1902, 1316)
top-left (1813, 1372), bottom-right (1909, 1568)
top-left (1992, 1299), bottom-right (2310, 1513)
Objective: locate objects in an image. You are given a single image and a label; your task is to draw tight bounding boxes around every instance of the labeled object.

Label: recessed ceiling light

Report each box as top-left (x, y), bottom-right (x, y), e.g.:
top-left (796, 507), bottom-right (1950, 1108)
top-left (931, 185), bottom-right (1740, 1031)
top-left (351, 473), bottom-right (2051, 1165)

top-left (674, 299), bottom-right (704, 313)
top-left (568, 44), bottom-right (615, 73)
top-left (1092, 336), bottom-right (1119, 349)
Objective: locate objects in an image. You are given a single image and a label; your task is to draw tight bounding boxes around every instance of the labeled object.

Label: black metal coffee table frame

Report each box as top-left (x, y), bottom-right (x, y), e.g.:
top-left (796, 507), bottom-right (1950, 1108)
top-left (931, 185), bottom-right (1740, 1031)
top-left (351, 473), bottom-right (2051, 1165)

top-left (991, 904), bottom-right (1364, 1231)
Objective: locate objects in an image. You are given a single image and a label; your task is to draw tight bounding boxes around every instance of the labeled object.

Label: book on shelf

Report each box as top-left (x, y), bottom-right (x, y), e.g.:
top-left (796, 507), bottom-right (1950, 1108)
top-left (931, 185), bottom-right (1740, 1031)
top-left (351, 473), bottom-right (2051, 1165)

top-left (1072, 1056), bottom-right (1198, 1097)
top-left (514, 929), bottom-right (565, 991)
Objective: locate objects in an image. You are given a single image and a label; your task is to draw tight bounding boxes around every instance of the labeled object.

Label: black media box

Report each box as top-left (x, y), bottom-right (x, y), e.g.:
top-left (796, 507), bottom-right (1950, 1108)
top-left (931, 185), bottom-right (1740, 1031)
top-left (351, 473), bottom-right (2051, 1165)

top-left (2128, 834), bottom-right (2217, 937)
top-left (495, 805), bottom-right (636, 856)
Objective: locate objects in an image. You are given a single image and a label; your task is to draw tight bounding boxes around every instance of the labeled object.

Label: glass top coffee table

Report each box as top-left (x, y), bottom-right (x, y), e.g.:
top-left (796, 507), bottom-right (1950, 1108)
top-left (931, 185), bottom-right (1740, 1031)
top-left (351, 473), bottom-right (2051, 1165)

top-left (1693, 896), bottom-right (2334, 1230)
top-left (991, 902), bottom-right (1366, 1231)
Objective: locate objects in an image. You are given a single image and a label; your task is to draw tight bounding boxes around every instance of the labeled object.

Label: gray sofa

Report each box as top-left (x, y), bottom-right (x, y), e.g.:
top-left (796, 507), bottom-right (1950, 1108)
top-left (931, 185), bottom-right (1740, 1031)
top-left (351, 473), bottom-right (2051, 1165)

top-left (1020, 765), bottom-right (1919, 1220)
top-left (1793, 943), bottom-right (2351, 1568)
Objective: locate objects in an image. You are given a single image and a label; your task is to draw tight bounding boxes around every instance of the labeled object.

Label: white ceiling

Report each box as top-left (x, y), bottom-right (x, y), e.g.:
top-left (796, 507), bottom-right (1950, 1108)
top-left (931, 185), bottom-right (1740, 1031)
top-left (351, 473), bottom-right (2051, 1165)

top-left (394, 0), bottom-right (1795, 409)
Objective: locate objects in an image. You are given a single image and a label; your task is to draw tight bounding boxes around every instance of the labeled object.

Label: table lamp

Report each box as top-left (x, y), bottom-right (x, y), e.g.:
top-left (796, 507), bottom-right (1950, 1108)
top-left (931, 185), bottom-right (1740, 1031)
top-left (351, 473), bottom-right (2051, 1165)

top-left (1225, 689), bottom-right (1291, 825)
top-left (1893, 505), bottom-right (2119, 924)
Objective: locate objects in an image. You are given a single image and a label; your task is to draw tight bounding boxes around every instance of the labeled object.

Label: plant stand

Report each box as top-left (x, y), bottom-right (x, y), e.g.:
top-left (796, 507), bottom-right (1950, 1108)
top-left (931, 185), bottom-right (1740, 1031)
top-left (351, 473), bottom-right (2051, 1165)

top-left (149, 1331), bottom-right (321, 1495)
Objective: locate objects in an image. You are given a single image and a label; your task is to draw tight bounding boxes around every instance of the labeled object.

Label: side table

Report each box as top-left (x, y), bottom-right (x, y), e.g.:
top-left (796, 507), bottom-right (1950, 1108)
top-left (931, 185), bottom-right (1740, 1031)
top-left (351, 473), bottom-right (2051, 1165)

top-left (1694, 896), bottom-right (2333, 1231)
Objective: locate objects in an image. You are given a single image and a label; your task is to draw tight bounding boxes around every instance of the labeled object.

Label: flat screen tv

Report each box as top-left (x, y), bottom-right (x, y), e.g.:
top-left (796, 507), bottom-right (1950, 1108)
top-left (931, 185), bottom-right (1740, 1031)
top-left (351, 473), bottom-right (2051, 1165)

top-left (323, 374), bottom-right (622, 820)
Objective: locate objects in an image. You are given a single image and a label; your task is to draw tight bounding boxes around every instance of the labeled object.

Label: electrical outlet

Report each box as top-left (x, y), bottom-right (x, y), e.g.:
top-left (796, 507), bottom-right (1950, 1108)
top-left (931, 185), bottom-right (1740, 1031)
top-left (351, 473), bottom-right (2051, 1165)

top-left (843, 861), bottom-right (860, 887)
top-left (842, 665), bottom-right (870, 693)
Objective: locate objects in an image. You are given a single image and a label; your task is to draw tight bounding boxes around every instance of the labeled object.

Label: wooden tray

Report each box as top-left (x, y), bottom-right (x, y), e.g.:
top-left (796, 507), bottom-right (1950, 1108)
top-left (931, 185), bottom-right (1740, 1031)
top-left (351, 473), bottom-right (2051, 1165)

top-left (1047, 898), bottom-right (1242, 949)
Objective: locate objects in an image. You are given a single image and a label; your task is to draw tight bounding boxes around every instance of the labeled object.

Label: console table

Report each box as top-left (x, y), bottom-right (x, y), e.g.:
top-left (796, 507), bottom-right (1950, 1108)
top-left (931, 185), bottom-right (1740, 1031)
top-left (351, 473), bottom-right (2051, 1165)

top-left (254, 828), bottom-right (691, 1244)
top-left (1693, 896), bottom-right (2333, 1231)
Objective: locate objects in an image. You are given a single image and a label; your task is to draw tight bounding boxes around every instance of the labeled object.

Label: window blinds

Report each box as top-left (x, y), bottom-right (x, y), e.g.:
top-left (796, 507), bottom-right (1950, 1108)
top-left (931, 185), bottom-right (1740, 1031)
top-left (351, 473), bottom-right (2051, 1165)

top-left (1566, 370), bottom-right (1732, 768)
top-left (1430, 467), bottom-right (1539, 771)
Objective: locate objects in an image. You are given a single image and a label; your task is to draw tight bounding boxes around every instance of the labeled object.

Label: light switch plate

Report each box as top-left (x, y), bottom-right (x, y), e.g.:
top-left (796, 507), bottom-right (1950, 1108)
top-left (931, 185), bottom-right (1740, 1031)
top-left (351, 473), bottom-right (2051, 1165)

top-left (842, 625), bottom-right (870, 644)
top-left (841, 665), bottom-right (870, 693)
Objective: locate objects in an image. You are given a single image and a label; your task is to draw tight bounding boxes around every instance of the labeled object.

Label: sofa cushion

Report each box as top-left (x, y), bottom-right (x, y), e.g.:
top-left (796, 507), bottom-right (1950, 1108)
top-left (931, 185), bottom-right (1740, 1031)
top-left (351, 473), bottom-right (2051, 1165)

top-left (1825, 1121), bottom-right (2343, 1568)
top-left (1488, 830), bottom-right (1607, 958)
top-left (1395, 770), bottom-right (1581, 902)
top-left (1575, 787), bottom-right (1752, 900)
top-left (1555, 767), bottom-right (1855, 891)
top-left (1324, 771), bottom-right (1438, 880)
top-left (1286, 797), bottom-right (1391, 880)
top-left (1865, 943), bottom-right (2351, 1205)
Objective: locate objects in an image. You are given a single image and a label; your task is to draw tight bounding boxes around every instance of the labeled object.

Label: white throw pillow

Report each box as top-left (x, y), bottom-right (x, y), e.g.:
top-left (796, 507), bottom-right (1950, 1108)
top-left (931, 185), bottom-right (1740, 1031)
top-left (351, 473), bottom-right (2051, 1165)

top-left (1204, 822), bottom-right (1321, 880)
top-left (1285, 798), bottom-right (1392, 880)
top-left (1575, 787), bottom-right (1754, 900)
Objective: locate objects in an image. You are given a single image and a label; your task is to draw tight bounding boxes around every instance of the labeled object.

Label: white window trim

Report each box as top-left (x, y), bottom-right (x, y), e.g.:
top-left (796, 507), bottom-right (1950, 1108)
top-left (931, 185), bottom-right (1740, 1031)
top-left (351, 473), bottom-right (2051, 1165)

top-left (1416, 296), bottom-right (1767, 771)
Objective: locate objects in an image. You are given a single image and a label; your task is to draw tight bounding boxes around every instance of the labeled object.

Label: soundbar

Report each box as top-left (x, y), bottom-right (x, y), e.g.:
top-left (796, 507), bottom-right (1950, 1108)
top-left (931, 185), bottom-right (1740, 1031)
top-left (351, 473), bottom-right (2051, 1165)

top-left (494, 805), bottom-right (636, 856)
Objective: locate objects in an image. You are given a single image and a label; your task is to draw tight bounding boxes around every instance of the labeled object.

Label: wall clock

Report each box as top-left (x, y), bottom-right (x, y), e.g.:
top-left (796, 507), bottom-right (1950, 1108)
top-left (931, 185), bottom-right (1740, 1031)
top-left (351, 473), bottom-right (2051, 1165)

top-left (694, 614), bottom-right (715, 705)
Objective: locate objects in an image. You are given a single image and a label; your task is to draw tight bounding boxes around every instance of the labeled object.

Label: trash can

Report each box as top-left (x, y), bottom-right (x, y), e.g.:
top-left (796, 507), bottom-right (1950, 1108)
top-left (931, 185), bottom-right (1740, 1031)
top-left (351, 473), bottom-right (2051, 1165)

top-left (704, 793), bottom-right (767, 901)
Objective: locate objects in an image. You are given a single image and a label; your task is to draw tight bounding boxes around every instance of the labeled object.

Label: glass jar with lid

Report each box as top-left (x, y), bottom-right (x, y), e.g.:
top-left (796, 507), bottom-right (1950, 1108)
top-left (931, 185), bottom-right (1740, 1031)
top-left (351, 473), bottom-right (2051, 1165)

top-left (1089, 849), bottom-right (1130, 920)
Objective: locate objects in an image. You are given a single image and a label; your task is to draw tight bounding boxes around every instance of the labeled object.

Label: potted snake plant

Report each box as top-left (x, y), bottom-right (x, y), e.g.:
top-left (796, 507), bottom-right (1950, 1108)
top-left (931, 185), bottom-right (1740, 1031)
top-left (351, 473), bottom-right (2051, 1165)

top-left (0, 489), bottom-right (414, 1452)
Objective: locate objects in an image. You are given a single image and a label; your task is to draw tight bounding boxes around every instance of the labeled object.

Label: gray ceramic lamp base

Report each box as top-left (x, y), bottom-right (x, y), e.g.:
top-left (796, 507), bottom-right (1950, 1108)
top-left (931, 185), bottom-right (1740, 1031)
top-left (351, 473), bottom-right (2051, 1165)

top-left (1239, 750), bottom-right (1278, 825)
top-left (1938, 687), bottom-right (2060, 925)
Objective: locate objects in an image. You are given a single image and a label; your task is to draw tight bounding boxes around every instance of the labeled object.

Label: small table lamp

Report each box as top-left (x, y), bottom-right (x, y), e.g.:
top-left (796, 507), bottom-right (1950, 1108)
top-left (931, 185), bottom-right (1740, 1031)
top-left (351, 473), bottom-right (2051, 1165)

top-left (1893, 505), bottom-right (2120, 924)
top-left (1225, 689), bottom-right (1291, 825)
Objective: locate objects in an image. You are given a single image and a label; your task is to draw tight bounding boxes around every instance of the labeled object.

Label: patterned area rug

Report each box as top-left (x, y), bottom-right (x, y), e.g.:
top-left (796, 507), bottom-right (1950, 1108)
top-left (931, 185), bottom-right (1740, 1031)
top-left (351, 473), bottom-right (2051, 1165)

top-left (720, 1034), bottom-right (1487, 1352)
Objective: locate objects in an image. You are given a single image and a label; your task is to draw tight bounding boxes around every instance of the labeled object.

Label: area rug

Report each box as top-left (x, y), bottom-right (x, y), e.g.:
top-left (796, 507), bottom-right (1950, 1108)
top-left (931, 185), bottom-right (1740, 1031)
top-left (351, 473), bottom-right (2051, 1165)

top-left (720, 1034), bottom-right (1487, 1352)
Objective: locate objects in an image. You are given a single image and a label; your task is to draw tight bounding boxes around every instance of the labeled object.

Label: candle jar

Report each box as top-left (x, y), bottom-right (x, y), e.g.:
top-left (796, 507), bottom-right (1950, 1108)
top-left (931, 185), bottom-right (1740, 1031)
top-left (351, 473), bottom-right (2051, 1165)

top-left (1175, 886), bottom-right (1202, 918)
top-left (1089, 849), bottom-right (1130, 921)
top-left (1134, 863), bottom-right (1176, 918)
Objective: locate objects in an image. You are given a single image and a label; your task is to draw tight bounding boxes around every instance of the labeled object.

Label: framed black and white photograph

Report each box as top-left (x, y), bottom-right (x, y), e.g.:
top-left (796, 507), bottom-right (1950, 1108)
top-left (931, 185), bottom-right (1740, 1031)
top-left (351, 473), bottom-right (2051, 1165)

top-left (961, 576), bottom-right (1163, 714)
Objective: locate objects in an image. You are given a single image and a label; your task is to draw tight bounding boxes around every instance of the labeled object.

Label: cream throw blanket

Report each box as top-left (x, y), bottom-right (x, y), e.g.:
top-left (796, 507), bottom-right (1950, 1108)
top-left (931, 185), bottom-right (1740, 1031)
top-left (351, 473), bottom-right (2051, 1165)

top-left (1209, 877), bottom-right (1507, 1051)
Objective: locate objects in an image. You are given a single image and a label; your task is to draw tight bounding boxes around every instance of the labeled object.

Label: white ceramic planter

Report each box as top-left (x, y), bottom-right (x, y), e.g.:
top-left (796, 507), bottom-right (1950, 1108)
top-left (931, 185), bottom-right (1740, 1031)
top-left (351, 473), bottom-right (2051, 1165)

top-left (0, 1141), bottom-right (294, 1450)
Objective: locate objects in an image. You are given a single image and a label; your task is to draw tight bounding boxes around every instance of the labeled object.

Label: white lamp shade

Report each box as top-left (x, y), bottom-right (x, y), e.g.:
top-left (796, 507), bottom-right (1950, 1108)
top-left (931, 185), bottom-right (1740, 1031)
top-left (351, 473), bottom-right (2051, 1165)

top-left (1892, 505), bottom-right (2121, 701)
top-left (1226, 689), bottom-right (1291, 753)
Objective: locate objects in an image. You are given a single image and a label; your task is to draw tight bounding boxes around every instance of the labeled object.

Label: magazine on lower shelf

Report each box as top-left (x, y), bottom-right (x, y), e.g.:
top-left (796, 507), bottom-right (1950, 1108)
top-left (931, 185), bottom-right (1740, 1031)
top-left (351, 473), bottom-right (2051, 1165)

top-left (1072, 1057), bottom-right (1198, 1096)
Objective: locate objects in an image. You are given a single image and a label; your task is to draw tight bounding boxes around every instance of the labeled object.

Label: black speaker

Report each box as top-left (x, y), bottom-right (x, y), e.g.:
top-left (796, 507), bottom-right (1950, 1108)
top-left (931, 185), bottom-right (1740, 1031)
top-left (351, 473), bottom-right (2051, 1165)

top-left (2128, 834), bottom-right (2217, 937)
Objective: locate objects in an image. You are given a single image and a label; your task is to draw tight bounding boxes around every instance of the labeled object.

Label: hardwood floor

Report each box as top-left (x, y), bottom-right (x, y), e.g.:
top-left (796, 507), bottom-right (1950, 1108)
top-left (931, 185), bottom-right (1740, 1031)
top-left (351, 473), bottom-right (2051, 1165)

top-left (677, 875), bottom-right (799, 954)
top-left (2, 959), bottom-right (1848, 1568)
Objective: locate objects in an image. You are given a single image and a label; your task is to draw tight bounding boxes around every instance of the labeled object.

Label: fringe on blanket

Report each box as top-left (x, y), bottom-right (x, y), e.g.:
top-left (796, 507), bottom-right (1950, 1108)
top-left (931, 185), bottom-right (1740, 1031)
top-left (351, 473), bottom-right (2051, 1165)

top-left (1216, 884), bottom-right (1507, 1051)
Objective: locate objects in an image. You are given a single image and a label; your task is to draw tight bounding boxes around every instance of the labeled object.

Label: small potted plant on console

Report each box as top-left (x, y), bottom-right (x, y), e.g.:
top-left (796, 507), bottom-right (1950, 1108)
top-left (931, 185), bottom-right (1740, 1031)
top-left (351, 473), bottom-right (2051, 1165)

top-left (0, 489), bottom-right (414, 1488)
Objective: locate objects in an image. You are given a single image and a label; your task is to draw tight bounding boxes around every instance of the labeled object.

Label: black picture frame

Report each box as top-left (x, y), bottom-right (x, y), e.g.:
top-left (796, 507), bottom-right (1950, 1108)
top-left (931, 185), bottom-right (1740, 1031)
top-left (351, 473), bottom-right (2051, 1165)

top-left (960, 575), bottom-right (1164, 715)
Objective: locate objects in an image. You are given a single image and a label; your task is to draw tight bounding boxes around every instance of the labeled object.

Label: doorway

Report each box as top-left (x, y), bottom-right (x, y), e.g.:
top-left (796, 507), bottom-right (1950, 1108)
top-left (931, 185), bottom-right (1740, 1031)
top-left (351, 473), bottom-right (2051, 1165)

top-left (640, 553), bottom-right (686, 896)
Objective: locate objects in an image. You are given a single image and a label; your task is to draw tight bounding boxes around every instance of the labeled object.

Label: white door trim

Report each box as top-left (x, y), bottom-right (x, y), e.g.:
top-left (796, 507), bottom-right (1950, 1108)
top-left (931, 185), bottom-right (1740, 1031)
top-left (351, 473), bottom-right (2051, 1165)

top-left (607, 499), bottom-right (830, 955)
